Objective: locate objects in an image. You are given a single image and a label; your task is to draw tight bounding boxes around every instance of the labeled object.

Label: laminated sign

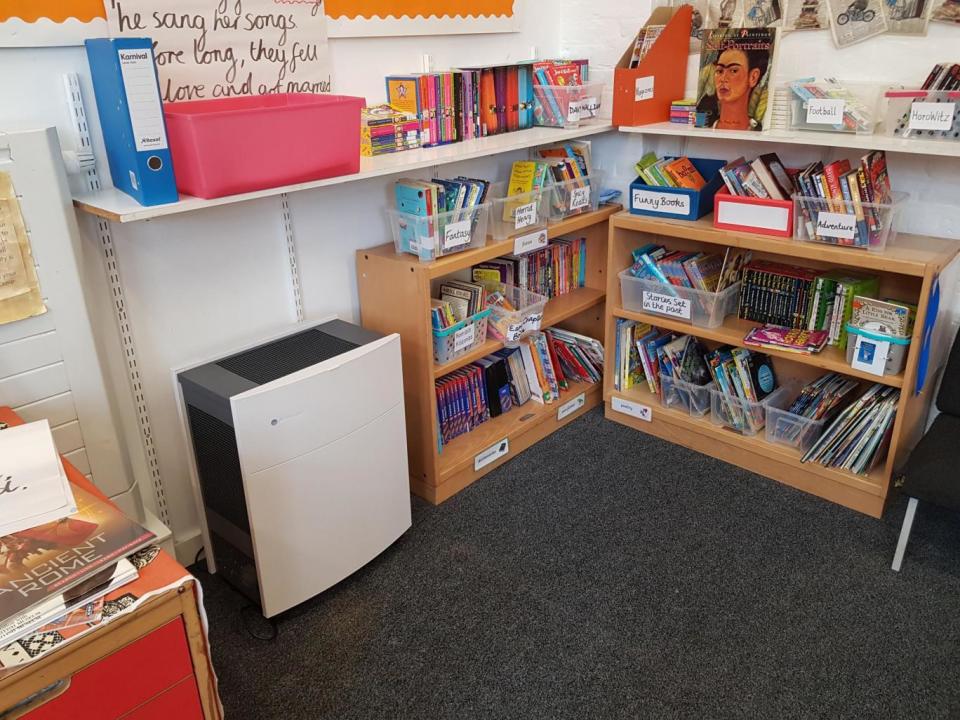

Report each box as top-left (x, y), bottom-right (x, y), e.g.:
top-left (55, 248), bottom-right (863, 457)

top-left (0, 173), bottom-right (45, 325)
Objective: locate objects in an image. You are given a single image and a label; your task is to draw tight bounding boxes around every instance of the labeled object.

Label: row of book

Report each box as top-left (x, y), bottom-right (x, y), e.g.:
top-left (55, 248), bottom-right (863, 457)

top-left (801, 384), bottom-right (900, 475)
top-left (627, 244), bottom-right (748, 294)
top-left (436, 329), bottom-right (604, 448)
top-left (472, 237), bottom-right (586, 300)
top-left (360, 104), bottom-right (421, 157)
top-left (385, 60), bottom-right (589, 148)
top-left (794, 152), bottom-right (893, 248)
top-left (634, 153), bottom-right (708, 190)
top-left (719, 153), bottom-right (796, 201)
top-left (394, 175), bottom-right (491, 255)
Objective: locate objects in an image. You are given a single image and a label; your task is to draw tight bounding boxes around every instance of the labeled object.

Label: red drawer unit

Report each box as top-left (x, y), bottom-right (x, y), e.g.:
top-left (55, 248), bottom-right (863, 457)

top-left (122, 677), bottom-right (204, 720)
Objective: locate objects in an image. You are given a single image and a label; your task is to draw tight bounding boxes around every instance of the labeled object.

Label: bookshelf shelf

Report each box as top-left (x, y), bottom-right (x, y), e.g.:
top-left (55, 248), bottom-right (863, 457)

top-left (72, 124), bottom-right (614, 223)
top-left (358, 206), bottom-right (616, 504)
top-left (619, 122), bottom-right (960, 159)
top-left (610, 305), bottom-right (904, 389)
top-left (604, 209), bottom-right (960, 518)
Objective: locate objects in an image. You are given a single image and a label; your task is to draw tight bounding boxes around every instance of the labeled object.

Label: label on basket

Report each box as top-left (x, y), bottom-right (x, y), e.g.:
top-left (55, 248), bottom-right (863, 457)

top-left (716, 199), bottom-right (790, 232)
top-left (635, 76), bottom-right (655, 102)
top-left (566, 104), bottom-right (582, 123)
top-left (570, 186), bottom-right (591, 211)
top-left (453, 323), bottom-right (475, 353)
top-left (805, 98), bottom-right (845, 125)
top-left (442, 219), bottom-right (472, 250)
top-left (557, 392), bottom-right (586, 421)
top-left (816, 212), bottom-right (857, 240)
top-left (851, 335), bottom-right (890, 377)
top-left (513, 229), bottom-right (548, 255)
top-left (474, 438), bottom-right (509, 471)
top-left (642, 291), bottom-right (692, 320)
top-left (514, 201), bottom-right (538, 230)
top-left (567, 96), bottom-right (600, 123)
top-left (909, 102), bottom-right (956, 131)
top-left (612, 396), bottom-right (652, 422)
top-left (631, 189), bottom-right (690, 216)
top-left (524, 311), bottom-right (544, 332)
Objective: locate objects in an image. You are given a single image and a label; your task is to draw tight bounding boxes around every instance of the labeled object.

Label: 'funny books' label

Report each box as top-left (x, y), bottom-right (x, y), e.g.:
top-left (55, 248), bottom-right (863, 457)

top-left (815, 212), bottom-right (857, 240)
top-left (557, 393), bottom-right (586, 421)
top-left (632, 189), bottom-right (690, 216)
top-left (570, 186), bottom-right (591, 211)
top-left (642, 291), bottom-right (692, 320)
top-left (611, 396), bottom-right (652, 422)
top-left (513, 201), bottom-right (538, 230)
top-left (474, 438), bottom-right (509, 471)
top-left (909, 102), bottom-right (956, 131)
top-left (453, 323), bottom-right (475, 353)
top-left (805, 98), bottom-right (845, 125)
top-left (513, 229), bottom-right (548, 256)
top-left (443, 219), bottom-right (472, 250)
top-left (635, 76), bottom-right (655, 102)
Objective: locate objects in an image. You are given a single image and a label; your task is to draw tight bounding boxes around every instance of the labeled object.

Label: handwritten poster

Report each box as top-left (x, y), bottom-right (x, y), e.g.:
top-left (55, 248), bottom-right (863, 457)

top-left (0, 173), bottom-right (45, 326)
top-left (104, 0), bottom-right (332, 102)
top-left (0, 0), bottom-right (107, 47)
top-left (326, 0), bottom-right (519, 36)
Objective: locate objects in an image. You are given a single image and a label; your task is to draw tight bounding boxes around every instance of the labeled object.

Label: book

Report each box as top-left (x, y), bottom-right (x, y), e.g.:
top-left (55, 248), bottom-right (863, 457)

top-left (695, 28), bottom-right (777, 131)
top-left (0, 485), bottom-right (155, 627)
top-left (663, 157), bottom-right (707, 189)
top-left (744, 325), bottom-right (830, 354)
top-left (850, 296), bottom-right (912, 336)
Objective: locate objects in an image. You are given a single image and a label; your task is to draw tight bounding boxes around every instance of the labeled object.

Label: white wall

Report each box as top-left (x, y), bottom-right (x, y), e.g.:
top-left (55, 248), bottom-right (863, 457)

top-left (1, 5), bottom-right (959, 551)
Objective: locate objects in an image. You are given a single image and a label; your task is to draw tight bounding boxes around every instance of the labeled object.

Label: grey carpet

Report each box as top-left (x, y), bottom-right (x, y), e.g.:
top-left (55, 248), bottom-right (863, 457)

top-left (191, 407), bottom-right (960, 719)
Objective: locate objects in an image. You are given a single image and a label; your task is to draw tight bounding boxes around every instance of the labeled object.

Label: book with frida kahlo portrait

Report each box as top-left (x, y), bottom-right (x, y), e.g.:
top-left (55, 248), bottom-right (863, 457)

top-left (695, 28), bottom-right (777, 131)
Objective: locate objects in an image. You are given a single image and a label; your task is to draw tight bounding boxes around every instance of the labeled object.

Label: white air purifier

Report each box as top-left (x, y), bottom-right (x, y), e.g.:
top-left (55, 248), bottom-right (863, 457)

top-left (174, 318), bottom-right (411, 618)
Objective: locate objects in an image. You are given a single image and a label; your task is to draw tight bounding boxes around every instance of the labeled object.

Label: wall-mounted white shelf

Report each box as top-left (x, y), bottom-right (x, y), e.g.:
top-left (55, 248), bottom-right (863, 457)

top-left (72, 123), bottom-right (614, 223)
top-left (620, 122), bottom-right (960, 158)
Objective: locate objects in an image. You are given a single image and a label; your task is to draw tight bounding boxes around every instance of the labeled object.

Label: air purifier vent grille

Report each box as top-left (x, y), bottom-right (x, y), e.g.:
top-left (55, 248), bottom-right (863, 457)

top-left (217, 330), bottom-right (358, 385)
top-left (187, 404), bottom-right (250, 532)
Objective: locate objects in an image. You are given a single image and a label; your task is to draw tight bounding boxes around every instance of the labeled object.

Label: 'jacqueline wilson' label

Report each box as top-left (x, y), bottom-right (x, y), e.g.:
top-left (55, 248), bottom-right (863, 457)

top-left (453, 323), bottom-right (475, 353)
top-left (611, 396), bottom-right (652, 422)
top-left (514, 201), bottom-right (538, 230)
top-left (909, 102), bottom-right (956, 131)
top-left (815, 212), bottom-right (857, 240)
top-left (805, 98), bottom-right (845, 125)
top-left (513, 229), bottom-right (548, 256)
top-left (570, 186), bottom-right (591, 211)
top-left (443, 219), bottom-right (473, 250)
top-left (642, 291), bottom-right (692, 320)
top-left (557, 393), bottom-right (586, 421)
top-left (635, 76), bottom-right (655, 102)
top-left (474, 438), bottom-right (509, 471)
top-left (632, 189), bottom-right (690, 216)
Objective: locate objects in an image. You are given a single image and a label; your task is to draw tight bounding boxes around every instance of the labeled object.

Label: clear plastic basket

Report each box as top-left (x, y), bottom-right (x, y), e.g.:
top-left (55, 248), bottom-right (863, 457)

top-left (764, 385), bottom-right (829, 452)
top-left (485, 284), bottom-right (548, 347)
top-left (710, 386), bottom-right (790, 437)
top-left (432, 309), bottom-right (491, 365)
top-left (782, 80), bottom-right (881, 135)
top-left (548, 171), bottom-right (604, 222)
top-left (532, 82), bottom-right (604, 128)
top-left (884, 89), bottom-right (960, 142)
top-left (793, 191), bottom-right (906, 252)
top-left (387, 202), bottom-right (490, 263)
top-left (487, 181), bottom-right (550, 242)
top-left (660, 375), bottom-right (714, 418)
top-left (618, 271), bottom-right (740, 329)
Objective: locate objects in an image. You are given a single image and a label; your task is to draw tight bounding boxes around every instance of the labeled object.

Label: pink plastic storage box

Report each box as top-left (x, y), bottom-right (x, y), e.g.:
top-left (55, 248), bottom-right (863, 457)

top-left (164, 93), bottom-right (365, 199)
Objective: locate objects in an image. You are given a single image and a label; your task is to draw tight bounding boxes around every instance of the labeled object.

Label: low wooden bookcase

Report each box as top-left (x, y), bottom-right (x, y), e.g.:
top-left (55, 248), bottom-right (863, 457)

top-left (358, 205), bottom-right (619, 504)
top-left (603, 211), bottom-right (959, 518)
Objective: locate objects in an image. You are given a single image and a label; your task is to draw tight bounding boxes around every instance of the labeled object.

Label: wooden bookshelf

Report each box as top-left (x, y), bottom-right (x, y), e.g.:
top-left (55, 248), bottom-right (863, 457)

top-left (358, 204), bottom-right (619, 504)
top-left (603, 210), bottom-right (960, 518)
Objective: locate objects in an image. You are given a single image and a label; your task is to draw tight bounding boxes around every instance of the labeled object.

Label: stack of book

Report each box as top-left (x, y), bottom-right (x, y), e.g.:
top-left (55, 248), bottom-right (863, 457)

top-left (435, 329), bottom-right (603, 448)
top-left (360, 104), bottom-right (420, 157)
top-left (850, 295), bottom-right (915, 337)
top-left (707, 346), bottom-right (778, 434)
top-left (794, 151), bottom-right (893, 248)
top-left (472, 238), bottom-right (586, 300)
top-left (627, 244), bottom-right (747, 294)
top-left (744, 326), bottom-right (830, 354)
top-left (669, 99), bottom-right (703, 126)
top-left (634, 152), bottom-right (707, 189)
top-left (801, 384), bottom-right (900, 475)
top-left (718, 153), bottom-right (796, 200)
top-left (437, 279), bottom-right (486, 321)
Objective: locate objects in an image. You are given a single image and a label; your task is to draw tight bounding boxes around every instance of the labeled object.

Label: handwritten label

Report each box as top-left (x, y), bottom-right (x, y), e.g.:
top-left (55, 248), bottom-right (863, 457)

top-left (453, 323), bottom-right (475, 353)
top-left (816, 212), bottom-right (857, 240)
top-left (570, 186), bottom-right (591, 211)
top-left (567, 96), bottom-right (600, 123)
top-left (635, 76), bottom-right (655, 102)
top-left (442, 219), bottom-right (472, 250)
top-left (909, 102), bottom-right (956, 131)
top-left (557, 392), bottom-right (586, 421)
top-left (851, 335), bottom-right (890, 377)
top-left (513, 201), bottom-right (538, 230)
top-left (503, 310), bottom-right (543, 342)
top-left (105, 0), bottom-right (332, 103)
top-left (642, 291), bottom-right (692, 320)
top-left (611, 396), bottom-right (652, 422)
top-left (513, 229), bottom-right (548, 256)
top-left (805, 98), bottom-right (845, 125)
top-left (632, 189), bottom-right (690, 216)
top-left (474, 438), bottom-right (509, 471)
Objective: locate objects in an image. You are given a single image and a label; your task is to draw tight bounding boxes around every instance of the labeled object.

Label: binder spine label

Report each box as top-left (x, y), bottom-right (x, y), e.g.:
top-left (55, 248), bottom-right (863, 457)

top-left (117, 49), bottom-right (168, 152)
